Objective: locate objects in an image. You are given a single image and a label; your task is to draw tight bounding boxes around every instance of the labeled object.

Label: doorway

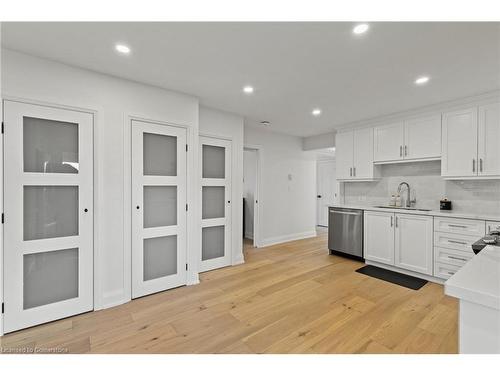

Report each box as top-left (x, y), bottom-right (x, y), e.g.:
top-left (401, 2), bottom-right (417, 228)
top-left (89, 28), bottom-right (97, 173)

top-left (3, 100), bottom-right (94, 333)
top-left (243, 146), bottom-right (260, 249)
top-left (131, 119), bottom-right (187, 299)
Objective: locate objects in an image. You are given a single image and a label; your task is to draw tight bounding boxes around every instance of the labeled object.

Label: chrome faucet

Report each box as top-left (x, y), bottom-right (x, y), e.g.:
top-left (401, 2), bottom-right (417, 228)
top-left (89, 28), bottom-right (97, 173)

top-left (397, 181), bottom-right (416, 208)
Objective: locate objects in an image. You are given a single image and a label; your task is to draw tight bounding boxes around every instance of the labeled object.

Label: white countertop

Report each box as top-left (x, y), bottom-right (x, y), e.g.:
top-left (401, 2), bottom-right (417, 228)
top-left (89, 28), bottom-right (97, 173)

top-left (330, 204), bottom-right (500, 222)
top-left (445, 245), bottom-right (500, 310)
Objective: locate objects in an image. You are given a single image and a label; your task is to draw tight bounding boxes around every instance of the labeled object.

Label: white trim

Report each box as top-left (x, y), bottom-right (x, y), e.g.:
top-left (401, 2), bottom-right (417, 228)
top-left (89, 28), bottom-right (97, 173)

top-left (336, 90), bottom-right (500, 133)
top-left (260, 230), bottom-right (317, 248)
top-left (365, 260), bottom-right (445, 285)
top-left (244, 144), bottom-right (262, 248)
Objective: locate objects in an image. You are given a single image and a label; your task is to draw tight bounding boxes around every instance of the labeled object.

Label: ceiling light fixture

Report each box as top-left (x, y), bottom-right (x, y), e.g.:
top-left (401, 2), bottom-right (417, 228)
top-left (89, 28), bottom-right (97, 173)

top-left (115, 44), bottom-right (131, 55)
top-left (243, 85), bottom-right (254, 94)
top-left (353, 23), bottom-right (370, 35)
top-left (312, 108), bottom-right (322, 117)
top-left (415, 76), bottom-right (430, 85)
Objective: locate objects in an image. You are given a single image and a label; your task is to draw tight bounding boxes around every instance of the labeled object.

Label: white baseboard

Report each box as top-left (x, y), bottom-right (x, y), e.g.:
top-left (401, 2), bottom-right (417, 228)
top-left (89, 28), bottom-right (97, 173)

top-left (259, 230), bottom-right (317, 248)
top-left (244, 232), bottom-right (254, 240)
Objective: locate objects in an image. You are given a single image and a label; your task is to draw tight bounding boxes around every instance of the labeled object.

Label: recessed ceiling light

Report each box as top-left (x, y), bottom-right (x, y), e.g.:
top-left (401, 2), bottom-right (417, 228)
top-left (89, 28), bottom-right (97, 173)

top-left (415, 76), bottom-right (430, 85)
top-left (243, 85), bottom-right (254, 94)
top-left (115, 44), bottom-right (131, 55)
top-left (353, 23), bottom-right (370, 35)
top-left (312, 108), bottom-right (322, 117)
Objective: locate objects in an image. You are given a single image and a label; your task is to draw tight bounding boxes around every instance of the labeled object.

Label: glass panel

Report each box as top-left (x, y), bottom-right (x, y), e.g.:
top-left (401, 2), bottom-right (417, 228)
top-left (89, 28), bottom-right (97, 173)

top-left (202, 226), bottom-right (225, 261)
top-left (202, 186), bottom-right (225, 219)
top-left (143, 186), bottom-right (177, 228)
top-left (24, 186), bottom-right (79, 241)
top-left (23, 248), bottom-right (79, 309)
top-left (143, 235), bottom-right (177, 281)
top-left (23, 116), bottom-right (79, 173)
top-left (143, 132), bottom-right (177, 176)
top-left (202, 145), bottom-right (225, 178)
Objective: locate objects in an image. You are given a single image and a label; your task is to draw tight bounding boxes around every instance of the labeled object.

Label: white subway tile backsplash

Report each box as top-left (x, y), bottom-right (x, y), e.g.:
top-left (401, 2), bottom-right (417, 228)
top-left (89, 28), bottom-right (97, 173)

top-left (344, 160), bottom-right (500, 215)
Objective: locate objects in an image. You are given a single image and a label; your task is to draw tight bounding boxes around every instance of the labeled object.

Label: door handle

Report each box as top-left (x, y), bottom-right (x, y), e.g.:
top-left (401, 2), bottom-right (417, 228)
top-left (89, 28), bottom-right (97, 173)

top-left (400, 146), bottom-right (402, 157)
top-left (390, 216), bottom-right (393, 227)
top-left (395, 216), bottom-right (398, 228)
top-left (404, 145), bottom-right (407, 156)
top-left (479, 158), bottom-right (483, 173)
top-left (349, 167), bottom-right (352, 177)
top-left (353, 167), bottom-right (356, 176)
top-left (472, 159), bottom-right (476, 173)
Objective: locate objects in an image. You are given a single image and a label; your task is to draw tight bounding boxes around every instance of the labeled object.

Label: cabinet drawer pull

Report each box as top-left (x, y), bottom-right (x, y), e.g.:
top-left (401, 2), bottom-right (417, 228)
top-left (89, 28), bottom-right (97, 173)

top-left (447, 239), bottom-right (467, 245)
top-left (448, 255), bottom-right (468, 262)
top-left (447, 271), bottom-right (455, 275)
top-left (448, 224), bottom-right (467, 229)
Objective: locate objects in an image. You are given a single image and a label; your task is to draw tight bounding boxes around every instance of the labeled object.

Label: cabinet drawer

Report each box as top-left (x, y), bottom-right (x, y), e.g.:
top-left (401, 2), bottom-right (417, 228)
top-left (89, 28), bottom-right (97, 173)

top-left (434, 247), bottom-right (473, 267)
top-left (434, 217), bottom-right (485, 237)
top-left (433, 232), bottom-right (477, 253)
top-left (434, 262), bottom-right (461, 280)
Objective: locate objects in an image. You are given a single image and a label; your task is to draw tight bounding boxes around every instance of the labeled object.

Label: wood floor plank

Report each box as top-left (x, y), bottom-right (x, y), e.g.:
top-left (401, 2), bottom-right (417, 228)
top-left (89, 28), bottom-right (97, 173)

top-left (0, 231), bottom-right (458, 353)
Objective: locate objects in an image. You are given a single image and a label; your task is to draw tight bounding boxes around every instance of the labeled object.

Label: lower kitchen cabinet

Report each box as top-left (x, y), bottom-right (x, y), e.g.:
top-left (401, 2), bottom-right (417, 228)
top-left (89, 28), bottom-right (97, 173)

top-left (364, 211), bottom-right (395, 265)
top-left (364, 211), bottom-right (434, 276)
top-left (394, 214), bottom-right (433, 275)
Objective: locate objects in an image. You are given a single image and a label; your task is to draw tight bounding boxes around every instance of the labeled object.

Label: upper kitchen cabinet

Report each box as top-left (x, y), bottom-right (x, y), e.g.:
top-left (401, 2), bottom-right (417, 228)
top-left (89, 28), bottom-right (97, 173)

top-left (442, 103), bottom-right (500, 179)
top-left (336, 128), bottom-right (379, 181)
top-left (373, 115), bottom-right (441, 163)
top-left (373, 122), bottom-right (404, 162)
top-left (478, 102), bottom-right (500, 177)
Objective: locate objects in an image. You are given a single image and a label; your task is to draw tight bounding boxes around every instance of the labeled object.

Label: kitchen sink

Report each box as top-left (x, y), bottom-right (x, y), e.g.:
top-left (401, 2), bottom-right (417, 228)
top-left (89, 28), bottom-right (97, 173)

top-left (373, 205), bottom-right (432, 212)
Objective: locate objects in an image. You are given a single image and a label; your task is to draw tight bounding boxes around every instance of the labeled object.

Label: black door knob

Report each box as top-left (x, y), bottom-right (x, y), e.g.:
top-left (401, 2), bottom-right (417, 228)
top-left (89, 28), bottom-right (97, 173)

top-left (136, 206), bottom-right (140, 209)
top-left (84, 208), bottom-right (88, 212)
top-left (317, 195), bottom-right (322, 198)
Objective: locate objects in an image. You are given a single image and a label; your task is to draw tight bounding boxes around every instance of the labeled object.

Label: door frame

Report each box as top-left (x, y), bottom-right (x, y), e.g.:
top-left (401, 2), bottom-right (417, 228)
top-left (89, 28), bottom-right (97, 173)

top-left (0, 96), bottom-right (99, 336)
top-left (243, 144), bottom-right (262, 248)
top-left (124, 114), bottom-right (198, 302)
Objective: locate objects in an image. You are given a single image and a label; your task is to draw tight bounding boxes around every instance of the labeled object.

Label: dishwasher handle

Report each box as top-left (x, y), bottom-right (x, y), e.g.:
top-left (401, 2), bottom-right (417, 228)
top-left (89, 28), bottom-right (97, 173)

top-left (329, 209), bottom-right (363, 216)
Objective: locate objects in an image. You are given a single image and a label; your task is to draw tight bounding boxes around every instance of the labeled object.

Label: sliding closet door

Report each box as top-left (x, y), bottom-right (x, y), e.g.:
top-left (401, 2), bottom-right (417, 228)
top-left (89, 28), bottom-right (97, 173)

top-left (200, 136), bottom-right (232, 272)
top-left (3, 101), bottom-right (93, 333)
top-left (131, 120), bottom-right (187, 298)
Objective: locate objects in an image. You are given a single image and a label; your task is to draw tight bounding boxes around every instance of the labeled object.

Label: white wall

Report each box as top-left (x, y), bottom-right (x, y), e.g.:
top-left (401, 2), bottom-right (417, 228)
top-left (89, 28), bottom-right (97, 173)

top-left (244, 125), bottom-right (317, 246)
top-left (199, 106), bottom-right (244, 265)
top-left (1, 49), bottom-right (200, 310)
top-left (243, 149), bottom-right (257, 239)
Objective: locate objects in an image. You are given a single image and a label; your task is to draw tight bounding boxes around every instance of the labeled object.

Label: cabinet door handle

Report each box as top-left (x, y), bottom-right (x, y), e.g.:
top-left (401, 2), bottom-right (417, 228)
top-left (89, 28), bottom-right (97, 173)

top-left (404, 145), bottom-right (407, 156)
top-left (448, 224), bottom-right (467, 229)
top-left (349, 167), bottom-right (352, 177)
top-left (480, 158), bottom-right (483, 173)
top-left (395, 216), bottom-right (398, 228)
top-left (390, 216), bottom-right (393, 227)
top-left (447, 239), bottom-right (467, 245)
top-left (448, 255), bottom-right (468, 262)
top-left (400, 145), bottom-right (403, 157)
top-left (353, 167), bottom-right (356, 176)
top-left (472, 158), bottom-right (476, 173)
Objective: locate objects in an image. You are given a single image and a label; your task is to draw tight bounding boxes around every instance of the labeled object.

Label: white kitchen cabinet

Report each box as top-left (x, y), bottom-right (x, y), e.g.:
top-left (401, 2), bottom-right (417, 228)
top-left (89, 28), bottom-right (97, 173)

top-left (373, 122), bottom-right (404, 162)
top-left (336, 128), bottom-right (377, 181)
top-left (364, 211), bottom-right (395, 265)
top-left (335, 130), bottom-right (353, 180)
top-left (487, 221), bottom-right (500, 234)
top-left (478, 103), bottom-right (500, 177)
top-left (404, 115), bottom-right (442, 160)
top-left (394, 214), bottom-right (433, 275)
top-left (442, 104), bottom-right (500, 178)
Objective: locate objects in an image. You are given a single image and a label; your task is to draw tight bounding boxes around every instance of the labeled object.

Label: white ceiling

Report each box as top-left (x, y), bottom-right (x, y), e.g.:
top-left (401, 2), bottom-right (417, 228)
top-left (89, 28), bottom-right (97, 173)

top-left (2, 22), bottom-right (500, 137)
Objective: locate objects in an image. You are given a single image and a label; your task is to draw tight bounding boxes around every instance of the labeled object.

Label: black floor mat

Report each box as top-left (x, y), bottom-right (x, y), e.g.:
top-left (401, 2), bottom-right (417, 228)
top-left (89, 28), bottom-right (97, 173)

top-left (356, 265), bottom-right (428, 290)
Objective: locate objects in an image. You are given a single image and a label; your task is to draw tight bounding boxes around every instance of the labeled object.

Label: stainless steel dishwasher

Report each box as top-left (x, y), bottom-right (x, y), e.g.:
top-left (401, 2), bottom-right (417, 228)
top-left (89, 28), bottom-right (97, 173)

top-left (328, 207), bottom-right (364, 260)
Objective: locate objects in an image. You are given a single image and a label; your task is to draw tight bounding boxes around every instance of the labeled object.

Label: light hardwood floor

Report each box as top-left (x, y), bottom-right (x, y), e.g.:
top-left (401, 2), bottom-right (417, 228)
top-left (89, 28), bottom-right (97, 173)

top-left (0, 231), bottom-right (458, 354)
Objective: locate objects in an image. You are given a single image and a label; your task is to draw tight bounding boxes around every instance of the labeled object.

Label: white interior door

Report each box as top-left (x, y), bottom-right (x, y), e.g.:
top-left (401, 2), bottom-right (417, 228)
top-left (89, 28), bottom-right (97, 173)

top-left (3, 101), bottom-right (93, 333)
top-left (200, 136), bottom-right (232, 272)
top-left (316, 160), bottom-right (336, 227)
top-left (131, 120), bottom-right (187, 298)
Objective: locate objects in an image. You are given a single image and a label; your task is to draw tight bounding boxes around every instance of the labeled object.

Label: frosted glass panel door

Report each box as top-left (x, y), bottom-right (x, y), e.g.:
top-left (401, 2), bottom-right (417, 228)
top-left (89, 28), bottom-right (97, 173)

top-left (3, 101), bottom-right (93, 333)
top-left (200, 136), bottom-right (232, 272)
top-left (131, 120), bottom-right (187, 298)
